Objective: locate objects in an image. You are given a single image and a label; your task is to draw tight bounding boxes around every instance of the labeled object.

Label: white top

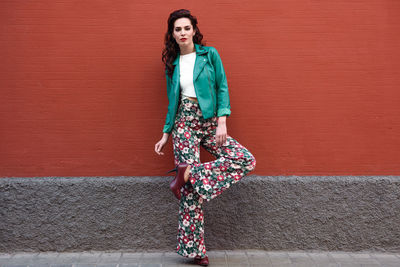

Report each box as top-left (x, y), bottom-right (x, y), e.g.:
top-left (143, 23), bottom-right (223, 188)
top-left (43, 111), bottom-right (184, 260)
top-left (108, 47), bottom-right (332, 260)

top-left (179, 51), bottom-right (197, 98)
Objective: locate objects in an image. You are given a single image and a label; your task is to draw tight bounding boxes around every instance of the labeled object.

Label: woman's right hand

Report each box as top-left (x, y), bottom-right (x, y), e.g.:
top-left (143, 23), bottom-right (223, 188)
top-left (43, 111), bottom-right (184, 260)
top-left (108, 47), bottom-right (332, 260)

top-left (155, 133), bottom-right (170, 155)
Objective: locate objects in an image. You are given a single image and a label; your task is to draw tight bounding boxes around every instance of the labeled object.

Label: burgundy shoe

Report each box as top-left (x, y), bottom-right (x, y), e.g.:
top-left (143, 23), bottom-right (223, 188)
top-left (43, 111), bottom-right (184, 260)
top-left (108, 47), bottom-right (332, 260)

top-left (166, 162), bottom-right (190, 200)
top-left (194, 255), bottom-right (209, 266)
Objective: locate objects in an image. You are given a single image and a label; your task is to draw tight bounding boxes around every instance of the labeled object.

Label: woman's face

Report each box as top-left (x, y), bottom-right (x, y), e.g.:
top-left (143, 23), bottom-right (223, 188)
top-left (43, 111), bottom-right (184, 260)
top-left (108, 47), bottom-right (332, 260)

top-left (172, 17), bottom-right (196, 49)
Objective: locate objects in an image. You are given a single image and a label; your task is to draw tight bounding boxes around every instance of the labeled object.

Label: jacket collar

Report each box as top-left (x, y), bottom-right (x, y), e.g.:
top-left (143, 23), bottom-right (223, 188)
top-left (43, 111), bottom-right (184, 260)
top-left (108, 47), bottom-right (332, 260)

top-left (172, 43), bottom-right (207, 65)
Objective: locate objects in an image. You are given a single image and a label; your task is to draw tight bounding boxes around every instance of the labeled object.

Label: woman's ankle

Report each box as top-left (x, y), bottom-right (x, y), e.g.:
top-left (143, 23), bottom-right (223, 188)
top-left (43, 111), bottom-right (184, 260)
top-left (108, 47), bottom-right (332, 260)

top-left (184, 165), bottom-right (191, 182)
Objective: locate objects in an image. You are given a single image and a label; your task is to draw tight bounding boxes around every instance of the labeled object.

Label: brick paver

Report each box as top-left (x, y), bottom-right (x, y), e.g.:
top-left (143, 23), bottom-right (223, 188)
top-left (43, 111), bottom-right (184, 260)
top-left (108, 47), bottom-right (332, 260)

top-left (0, 250), bottom-right (400, 267)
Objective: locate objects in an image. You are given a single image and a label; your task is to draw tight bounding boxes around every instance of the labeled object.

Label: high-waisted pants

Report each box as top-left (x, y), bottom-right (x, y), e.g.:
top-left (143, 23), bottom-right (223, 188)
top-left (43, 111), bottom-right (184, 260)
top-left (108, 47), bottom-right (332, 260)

top-left (171, 97), bottom-right (257, 258)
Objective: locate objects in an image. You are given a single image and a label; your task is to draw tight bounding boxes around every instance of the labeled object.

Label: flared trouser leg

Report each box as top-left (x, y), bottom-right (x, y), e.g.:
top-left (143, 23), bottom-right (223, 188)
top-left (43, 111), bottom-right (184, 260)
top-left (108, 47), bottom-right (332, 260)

top-left (188, 130), bottom-right (256, 202)
top-left (171, 98), bottom-right (256, 258)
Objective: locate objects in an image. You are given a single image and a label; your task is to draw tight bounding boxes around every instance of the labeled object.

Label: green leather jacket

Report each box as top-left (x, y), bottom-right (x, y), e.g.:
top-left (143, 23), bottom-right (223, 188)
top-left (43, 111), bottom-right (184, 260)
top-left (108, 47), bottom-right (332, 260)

top-left (162, 43), bottom-right (231, 133)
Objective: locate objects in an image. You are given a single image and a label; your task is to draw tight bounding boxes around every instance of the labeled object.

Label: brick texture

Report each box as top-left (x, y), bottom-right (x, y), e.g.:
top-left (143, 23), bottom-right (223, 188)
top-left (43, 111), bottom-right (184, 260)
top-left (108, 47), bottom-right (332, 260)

top-left (0, 1), bottom-right (399, 176)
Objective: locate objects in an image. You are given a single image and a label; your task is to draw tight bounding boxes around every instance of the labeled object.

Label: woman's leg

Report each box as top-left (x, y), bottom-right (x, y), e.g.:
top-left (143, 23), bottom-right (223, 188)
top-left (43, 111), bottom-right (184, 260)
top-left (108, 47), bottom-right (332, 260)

top-left (171, 99), bottom-right (208, 258)
top-left (188, 117), bottom-right (256, 202)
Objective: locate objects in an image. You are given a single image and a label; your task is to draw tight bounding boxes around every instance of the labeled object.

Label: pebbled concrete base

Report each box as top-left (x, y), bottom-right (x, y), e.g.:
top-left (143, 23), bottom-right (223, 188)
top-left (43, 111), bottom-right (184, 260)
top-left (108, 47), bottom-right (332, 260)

top-left (0, 175), bottom-right (399, 253)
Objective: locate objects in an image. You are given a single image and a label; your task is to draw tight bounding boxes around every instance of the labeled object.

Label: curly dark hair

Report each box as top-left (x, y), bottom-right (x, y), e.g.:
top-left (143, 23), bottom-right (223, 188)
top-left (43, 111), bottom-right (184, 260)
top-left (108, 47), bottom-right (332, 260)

top-left (162, 9), bottom-right (206, 78)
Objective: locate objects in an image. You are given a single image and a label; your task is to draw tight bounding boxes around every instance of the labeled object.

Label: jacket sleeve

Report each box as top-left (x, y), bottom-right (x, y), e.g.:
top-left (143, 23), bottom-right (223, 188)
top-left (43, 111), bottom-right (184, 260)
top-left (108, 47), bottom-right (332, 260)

top-left (162, 69), bottom-right (174, 133)
top-left (211, 47), bottom-right (231, 117)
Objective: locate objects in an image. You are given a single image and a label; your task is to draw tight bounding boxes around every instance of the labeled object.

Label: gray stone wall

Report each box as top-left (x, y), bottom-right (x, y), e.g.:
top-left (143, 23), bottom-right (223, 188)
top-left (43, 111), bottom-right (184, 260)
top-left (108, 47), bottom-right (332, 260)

top-left (1, 176), bottom-right (399, 253)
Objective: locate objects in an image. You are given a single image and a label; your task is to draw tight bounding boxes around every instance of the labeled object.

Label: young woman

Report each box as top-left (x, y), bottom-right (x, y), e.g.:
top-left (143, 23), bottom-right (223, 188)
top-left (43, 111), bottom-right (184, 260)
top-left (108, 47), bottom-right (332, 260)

top-left (154, 9), bottom-right (256, 266)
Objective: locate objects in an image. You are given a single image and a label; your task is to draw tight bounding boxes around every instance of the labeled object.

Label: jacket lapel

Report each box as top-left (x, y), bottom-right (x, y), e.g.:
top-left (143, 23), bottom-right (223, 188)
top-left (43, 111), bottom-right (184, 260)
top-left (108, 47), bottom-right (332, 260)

top-left (193, 43), bottom-right (208, 81)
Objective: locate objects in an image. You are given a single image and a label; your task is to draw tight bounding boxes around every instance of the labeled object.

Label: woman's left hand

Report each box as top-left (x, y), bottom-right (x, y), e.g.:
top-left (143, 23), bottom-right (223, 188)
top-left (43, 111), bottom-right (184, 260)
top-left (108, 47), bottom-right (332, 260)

top-left (215, 117), bottom-right (227, 147)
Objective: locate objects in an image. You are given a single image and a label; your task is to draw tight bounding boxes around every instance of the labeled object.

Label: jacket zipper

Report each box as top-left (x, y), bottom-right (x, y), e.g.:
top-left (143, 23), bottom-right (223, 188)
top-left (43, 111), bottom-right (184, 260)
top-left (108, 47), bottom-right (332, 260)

top-left (206, 69), bottom-right (216, 116)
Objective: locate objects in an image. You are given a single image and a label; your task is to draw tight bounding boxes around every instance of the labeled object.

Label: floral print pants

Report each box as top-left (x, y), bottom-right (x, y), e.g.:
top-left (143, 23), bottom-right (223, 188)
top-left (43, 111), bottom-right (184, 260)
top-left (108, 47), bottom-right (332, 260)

top-left (171, 97), bottom-right (257, 259)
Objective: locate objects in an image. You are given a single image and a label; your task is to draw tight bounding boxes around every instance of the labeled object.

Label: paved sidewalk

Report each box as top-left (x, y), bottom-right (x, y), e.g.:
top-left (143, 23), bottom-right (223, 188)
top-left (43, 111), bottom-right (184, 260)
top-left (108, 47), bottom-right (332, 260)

top-left (1, 250), bottom-right (400, 267)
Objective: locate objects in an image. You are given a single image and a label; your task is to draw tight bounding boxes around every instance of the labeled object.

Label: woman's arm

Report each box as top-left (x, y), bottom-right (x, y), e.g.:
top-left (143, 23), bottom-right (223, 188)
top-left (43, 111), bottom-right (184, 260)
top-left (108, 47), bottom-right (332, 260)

top-left (218, 116), bottom-right (226, 125)
top-left (211, 48), bottom-right (230, 146)
top-left (211, 47), bottom-right (231, 118)
top-left (162, 70), bottom-right (174, 134)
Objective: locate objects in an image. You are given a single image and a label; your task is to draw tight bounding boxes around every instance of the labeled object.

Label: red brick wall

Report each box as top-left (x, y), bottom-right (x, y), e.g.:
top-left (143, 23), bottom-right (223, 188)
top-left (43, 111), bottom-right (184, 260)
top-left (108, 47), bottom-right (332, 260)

top-left (1, 1), bottom-right (399, 177)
